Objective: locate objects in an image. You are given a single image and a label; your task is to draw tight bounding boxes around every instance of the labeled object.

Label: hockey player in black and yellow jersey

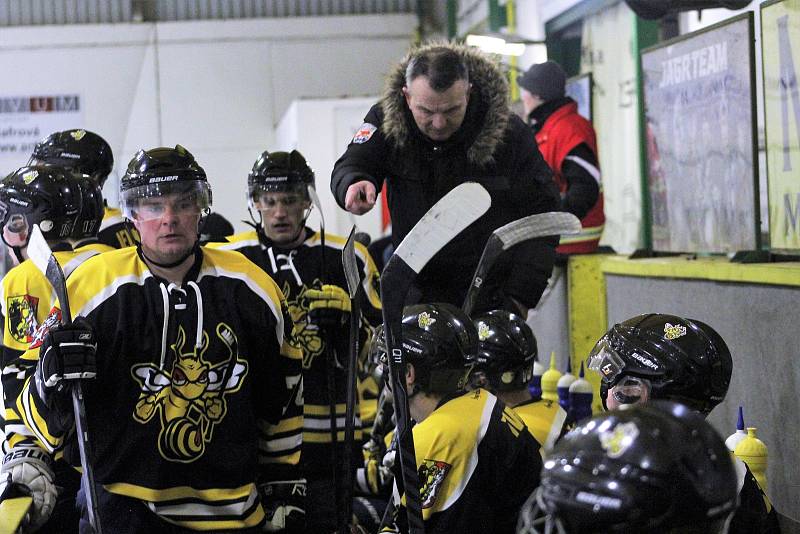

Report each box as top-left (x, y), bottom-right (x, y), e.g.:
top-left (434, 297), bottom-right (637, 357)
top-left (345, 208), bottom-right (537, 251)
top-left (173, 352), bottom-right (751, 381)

top-left (0, 165), bottom-right (87, 532)
top-left (16, 146), bottom-right (304, 533)
top-left (587, 314), bottom-right (781, 534)
top-left (380, 303), bottom-right (542, 534)
top-left (29, 128), bottom-right (140, 248)
top-left (470, 310), bottom-right (569, 456)
top-left (208, 149), bottom-right (382, 531)
top-left (0, 169), bottom-right (116, 532)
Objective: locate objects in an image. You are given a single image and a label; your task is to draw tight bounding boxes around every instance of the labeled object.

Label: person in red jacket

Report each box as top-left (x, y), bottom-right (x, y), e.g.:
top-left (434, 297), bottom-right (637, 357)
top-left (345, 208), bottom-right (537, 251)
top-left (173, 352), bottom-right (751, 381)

top-left (519, 61), bottom-right (605, 254)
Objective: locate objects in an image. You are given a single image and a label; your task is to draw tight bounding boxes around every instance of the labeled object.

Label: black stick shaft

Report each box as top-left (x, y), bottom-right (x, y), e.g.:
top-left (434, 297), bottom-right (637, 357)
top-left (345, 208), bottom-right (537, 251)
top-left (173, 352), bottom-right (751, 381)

top-left (44, 256), bottom-right (102, 533)
top-left (381, 259), bottom-right (424, 534)
top-left (341, 295), bottom-right (360, 531)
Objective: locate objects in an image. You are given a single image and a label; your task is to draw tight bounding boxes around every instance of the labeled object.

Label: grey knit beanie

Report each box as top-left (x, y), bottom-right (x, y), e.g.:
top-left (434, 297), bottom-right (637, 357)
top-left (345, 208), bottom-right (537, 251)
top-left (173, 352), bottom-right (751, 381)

top-left (519, 61), bottom-right (567, 101)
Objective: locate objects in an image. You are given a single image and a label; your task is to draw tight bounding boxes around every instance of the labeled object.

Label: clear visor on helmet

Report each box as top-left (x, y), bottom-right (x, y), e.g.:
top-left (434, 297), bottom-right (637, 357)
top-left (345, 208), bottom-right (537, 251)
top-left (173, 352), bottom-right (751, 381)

top-left (2, 213), bottom-right (30, 248)
top-left (608, 376), bottom-right (651, 406)
top-left (122, 180), bottom-right (211, 222)
top-left (248, 183), bottom-right (309, 212)
top-left (587, 338), bottom-right (627, 384)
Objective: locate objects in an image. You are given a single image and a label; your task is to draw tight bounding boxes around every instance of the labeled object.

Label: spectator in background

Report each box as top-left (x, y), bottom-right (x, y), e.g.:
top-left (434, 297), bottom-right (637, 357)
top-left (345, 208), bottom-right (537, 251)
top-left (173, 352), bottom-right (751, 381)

top-left (520, 61), bottom-right (605, 255)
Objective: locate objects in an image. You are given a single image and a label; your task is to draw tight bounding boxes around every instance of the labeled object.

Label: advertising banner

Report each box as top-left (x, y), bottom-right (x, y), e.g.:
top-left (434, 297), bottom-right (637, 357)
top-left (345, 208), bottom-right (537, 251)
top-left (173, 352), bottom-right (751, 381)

top-left (0, 94), bottom-right (83, 173)
top-left (642, 14), bottom-right (758, 253)
top-left (761, 0), bottom-right (800, 252)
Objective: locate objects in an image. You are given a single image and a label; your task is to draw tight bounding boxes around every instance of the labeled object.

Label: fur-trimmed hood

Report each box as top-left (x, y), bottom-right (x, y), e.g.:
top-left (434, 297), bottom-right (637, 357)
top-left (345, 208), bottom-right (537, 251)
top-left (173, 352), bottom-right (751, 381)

top-left (380, 41), bottom-right (511, 166)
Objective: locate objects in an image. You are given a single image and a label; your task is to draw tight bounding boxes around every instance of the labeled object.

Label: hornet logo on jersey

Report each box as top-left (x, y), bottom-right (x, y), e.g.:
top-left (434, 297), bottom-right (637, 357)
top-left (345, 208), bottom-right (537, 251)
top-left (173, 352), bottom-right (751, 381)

top-left (7, 295), bottom-right (39, 344)
top-left (283, 280), bottom-right (326, 369)
top-left (131, 323), bottom-right (248, 463)
top-left (419, 459), bottom-right (452, 509)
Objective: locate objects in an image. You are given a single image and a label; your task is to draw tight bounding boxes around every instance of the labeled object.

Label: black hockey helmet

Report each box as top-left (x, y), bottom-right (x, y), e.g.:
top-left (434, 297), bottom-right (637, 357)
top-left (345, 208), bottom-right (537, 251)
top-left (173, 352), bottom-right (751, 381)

top-left (472, 310), bottom-right (538, 392)
top-left (247, 150), bottom-right (314, 210)
top-left (0, 165), bottom-right (82, 248)
top-left (398, 303), bottom-right (478, 394)
top-left (72, 175), bottom-right (105, 240)
top-left (29, 129), bottom-right (114, 187)
top-left (587, 314), bottom-right (732, 415)
top-left (120, 145), bottom-right (211, 221)
top-left (517, 401), bottom-right (738, 534)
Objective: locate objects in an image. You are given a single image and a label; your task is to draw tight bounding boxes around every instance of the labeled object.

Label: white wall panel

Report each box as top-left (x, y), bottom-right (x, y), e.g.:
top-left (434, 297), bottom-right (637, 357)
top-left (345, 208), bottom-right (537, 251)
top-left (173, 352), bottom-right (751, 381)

top-left (0, 14), bottom-right (416, 232)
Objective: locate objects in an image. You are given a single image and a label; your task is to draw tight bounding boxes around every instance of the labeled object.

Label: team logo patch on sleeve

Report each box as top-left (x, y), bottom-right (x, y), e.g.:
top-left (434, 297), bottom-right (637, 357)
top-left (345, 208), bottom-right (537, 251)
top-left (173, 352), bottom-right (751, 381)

top-left (418, 459), bottom-right (451, 509)
top-left (352, 123), bottom-right (377, 144)
top-left (28, 306), bottom-right (61, 349)
top-left (7, 295), bottom-right (39, 343)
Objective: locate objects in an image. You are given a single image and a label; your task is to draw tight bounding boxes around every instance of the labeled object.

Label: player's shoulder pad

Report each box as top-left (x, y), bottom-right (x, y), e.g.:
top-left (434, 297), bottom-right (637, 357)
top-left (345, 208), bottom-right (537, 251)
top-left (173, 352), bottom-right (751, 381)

top-left (205, 230), bottom-right (259, 250)
top-left (65, 247), bottom-right (147, 316)
top-left (200, 247), bottom-right (284, 304)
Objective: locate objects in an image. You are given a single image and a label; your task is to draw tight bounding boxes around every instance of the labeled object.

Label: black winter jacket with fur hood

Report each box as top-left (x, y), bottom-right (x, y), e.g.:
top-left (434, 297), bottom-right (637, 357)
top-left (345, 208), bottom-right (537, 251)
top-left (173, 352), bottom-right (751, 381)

top-left (331, 42), bottom-right (560, 311)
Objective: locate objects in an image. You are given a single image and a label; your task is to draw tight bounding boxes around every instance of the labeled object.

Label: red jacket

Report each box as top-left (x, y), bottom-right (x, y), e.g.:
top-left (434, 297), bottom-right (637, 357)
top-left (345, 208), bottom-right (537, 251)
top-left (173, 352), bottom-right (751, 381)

top-left (535, 101), bottom-right (605, 254)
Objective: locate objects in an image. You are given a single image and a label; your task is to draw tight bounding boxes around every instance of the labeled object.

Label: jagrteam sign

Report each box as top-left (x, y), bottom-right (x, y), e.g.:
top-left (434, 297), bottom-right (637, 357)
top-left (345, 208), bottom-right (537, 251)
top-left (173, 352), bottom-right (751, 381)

top-left (761, 0), bottom-right (800, 253)
top-left (642, 14), bottom-right (759, 253)
top-left (0, 94), bottom-right (83, 170)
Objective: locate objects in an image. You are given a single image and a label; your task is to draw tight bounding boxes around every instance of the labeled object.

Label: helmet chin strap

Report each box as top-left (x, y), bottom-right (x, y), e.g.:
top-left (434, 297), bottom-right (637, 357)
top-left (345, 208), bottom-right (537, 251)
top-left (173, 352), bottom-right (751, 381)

top-left (135, 216), bottom-right (203, 270)
top-left (11, 246), bottom-right (25, 265)
top-left (138, 240), bottom-right (199, 269)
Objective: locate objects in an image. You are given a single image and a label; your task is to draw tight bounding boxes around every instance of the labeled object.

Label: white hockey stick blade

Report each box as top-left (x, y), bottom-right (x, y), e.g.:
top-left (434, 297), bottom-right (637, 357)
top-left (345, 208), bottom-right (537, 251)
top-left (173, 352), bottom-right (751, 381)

top-left (393, 182), bottom-right (491, 274)
top-left (342, 226), bottom-right (360, 299)
top-left (26, 224), bottom-right (53, 277)
top-left (495, 212), bottom-right (582, 250)
top-left (307, 185), bottom-right (325, 230)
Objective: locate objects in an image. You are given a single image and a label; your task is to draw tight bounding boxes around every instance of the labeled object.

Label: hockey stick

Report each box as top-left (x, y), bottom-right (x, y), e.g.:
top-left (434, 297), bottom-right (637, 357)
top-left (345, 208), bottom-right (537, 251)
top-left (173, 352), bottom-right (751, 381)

top-left (0, 492), bottom-right (32, 533)
top-left (341, 226), bottom-right (362, 532)
top-left (381, 182), bottom-right (491, 533)
top-left (28, 225), bottom-right (102, 534)
top-left (307, 185), bottom-right (343, 524)
top-left (461, 212), bottom-right (582, 316)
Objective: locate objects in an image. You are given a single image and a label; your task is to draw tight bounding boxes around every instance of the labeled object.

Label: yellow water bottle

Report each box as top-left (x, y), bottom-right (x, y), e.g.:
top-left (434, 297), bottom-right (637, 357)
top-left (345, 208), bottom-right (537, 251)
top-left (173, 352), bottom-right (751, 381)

top-left (541, 351), bottom-right (562, 402)
top-left (734, 427), bottom-right (768, 489)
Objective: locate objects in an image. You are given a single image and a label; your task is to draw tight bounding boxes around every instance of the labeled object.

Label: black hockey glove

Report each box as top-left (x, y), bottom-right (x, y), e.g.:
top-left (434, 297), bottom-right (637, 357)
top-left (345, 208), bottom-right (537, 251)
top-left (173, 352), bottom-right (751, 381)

top-left (34, 317), bottom-right (97, 410)
top-left (259, 479), bottom-right (306, 533)
top-left (305, 284), bottom-right (351, 331)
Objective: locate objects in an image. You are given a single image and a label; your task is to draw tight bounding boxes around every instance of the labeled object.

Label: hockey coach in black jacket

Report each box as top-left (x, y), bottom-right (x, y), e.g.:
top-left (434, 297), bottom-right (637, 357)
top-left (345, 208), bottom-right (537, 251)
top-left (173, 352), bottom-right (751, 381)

top-left (331, 41), bottom-right (560, 315)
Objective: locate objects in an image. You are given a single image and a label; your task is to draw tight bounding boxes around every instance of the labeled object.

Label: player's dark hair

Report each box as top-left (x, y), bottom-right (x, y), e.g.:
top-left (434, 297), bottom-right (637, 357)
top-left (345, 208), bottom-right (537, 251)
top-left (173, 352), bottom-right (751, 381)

top-left (405, 47), bottom-right (469, 92)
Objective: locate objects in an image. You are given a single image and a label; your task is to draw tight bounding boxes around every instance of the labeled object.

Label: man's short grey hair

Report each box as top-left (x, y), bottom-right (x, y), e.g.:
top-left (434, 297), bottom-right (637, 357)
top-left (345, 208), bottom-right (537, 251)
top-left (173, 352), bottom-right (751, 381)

top-left (405, 47), bottom-right (469, 92)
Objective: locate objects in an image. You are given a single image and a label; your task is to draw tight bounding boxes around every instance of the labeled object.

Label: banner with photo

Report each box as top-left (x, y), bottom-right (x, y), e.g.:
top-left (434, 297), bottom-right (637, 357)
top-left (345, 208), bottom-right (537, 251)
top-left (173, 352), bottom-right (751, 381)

top-left (0, 94), bottom-right (83, 174)
top-left (641, 14), bottom-right (759, 253)
top-left (762, 0), bottom-right (800, 253)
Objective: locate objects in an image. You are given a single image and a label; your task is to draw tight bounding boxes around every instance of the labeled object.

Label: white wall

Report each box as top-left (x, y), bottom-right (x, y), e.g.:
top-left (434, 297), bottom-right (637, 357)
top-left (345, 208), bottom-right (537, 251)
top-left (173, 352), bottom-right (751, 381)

top-left (275, 96), bottom-right (384, 239)
top-left (0, 14), bottom-right (416, 232)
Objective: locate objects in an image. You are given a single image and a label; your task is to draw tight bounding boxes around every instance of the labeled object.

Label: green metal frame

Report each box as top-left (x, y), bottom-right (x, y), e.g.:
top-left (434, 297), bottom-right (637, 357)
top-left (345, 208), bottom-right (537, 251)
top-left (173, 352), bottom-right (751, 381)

top-left (634, 14), bottom-right (659, 251)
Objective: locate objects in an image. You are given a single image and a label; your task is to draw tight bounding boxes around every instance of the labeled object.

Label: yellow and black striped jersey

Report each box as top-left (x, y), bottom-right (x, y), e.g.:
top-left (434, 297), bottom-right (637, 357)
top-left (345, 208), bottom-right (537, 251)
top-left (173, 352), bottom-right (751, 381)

top-left (512, 397), bottom-right (569, 456)
top-left (18, 246), bottom-right (302, 530)
top-left (0, 243), bottom-right (110, 452)
top-left (97, 205), bottom-right (139, 248)
top-left (388, 388), bottom-right (542, 534)
top-left (209, 227), bottom-right (382, 478)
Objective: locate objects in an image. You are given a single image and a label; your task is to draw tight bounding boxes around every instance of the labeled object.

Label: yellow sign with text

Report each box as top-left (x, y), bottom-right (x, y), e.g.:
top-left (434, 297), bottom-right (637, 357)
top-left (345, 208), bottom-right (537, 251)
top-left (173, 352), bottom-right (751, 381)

top-left (762, 0), bottom-right (800, 252)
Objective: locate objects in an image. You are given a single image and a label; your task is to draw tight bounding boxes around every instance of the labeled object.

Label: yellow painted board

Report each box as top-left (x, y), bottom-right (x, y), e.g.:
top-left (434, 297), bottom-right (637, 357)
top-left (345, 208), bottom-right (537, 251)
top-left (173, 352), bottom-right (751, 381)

top-left (567, 255), bottom-right (612, 415)
top-left (600, 255), bottom-right (800, 287)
